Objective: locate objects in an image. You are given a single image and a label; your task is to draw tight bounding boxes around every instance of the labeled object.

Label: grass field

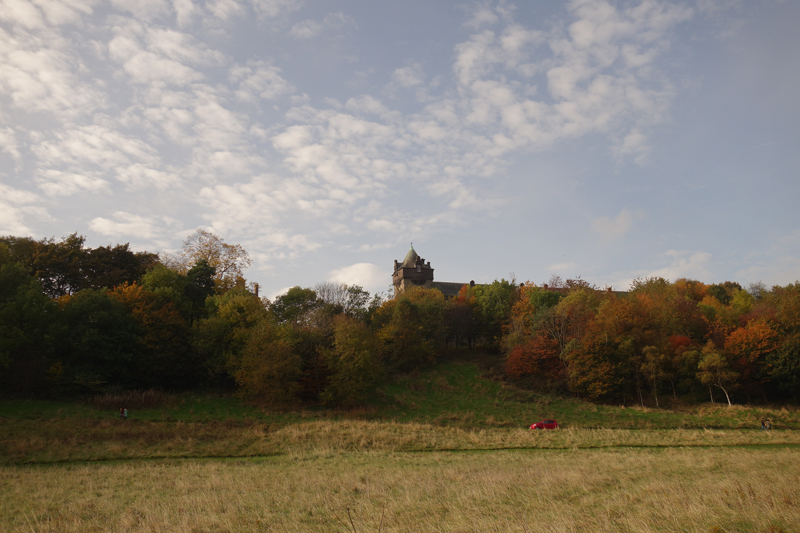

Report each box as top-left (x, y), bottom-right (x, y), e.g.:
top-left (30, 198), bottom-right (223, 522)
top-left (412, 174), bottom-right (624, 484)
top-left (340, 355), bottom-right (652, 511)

top-left (2, 447), bottom-right (799, 532)
top-left (2, 359), bottom-right (799, 532)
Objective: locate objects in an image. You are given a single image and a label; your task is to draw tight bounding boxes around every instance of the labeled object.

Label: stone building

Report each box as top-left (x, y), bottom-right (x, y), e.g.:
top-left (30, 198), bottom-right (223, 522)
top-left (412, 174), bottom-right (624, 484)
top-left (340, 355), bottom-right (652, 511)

top-left (392, 244), bottom-right (471, 298)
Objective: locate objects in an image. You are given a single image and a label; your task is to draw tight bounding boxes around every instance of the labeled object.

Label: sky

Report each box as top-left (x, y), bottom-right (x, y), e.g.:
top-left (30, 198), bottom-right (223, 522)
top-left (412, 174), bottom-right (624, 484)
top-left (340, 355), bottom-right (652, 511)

top-left (1, 0), bottom-right (799, 299)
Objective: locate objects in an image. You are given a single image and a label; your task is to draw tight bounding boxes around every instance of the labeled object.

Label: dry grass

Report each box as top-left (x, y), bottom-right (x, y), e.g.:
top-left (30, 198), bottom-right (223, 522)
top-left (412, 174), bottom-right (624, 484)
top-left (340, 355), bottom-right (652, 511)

top-left (87, 390), bottom-right (174, 411)
top-left (1, 447), bottom-right (798, 532)
top-left (3, 418), bottom-right (800, 464)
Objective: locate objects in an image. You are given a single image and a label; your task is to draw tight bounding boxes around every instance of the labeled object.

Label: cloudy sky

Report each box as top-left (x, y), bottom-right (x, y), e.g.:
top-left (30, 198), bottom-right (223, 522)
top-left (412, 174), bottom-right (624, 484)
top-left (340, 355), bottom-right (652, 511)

top-left (1, 0), bottom-right (799, 298)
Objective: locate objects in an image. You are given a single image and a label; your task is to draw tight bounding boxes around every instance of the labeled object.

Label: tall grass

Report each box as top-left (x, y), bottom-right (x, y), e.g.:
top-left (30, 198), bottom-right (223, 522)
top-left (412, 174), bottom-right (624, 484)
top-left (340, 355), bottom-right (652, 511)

top-left (87, 389), bottom-right (174, 411)
top-left (2, 447), bottom-right (798, 532)
top-left (3, 418), bottom-right (799, 464)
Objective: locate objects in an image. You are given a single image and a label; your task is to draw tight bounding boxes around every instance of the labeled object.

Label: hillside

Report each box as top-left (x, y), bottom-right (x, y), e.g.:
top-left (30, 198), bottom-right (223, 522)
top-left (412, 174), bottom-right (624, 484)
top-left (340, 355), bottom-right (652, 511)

top-left (2, 357), bottom-right (800, 465)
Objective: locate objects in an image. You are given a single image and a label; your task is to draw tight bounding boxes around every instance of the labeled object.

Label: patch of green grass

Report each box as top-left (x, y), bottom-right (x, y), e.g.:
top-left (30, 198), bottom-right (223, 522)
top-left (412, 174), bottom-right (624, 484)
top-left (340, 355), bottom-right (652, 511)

top-left (371, 357), bottom-right (800, 431)
top-left (2, 355), bottom-right (799, 433)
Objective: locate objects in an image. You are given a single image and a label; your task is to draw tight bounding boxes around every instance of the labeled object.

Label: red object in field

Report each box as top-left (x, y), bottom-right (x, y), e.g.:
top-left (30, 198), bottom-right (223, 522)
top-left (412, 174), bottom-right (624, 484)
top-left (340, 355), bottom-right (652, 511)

top-left (529, 419), bottom-right (558, 430)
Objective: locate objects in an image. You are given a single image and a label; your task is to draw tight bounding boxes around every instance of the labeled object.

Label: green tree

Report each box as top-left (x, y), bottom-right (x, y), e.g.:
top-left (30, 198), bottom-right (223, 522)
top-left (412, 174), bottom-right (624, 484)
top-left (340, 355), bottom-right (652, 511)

top-left (766, 333), bottom-right (800, 400)
top-left (1, 233), bottom-right (85, 297)
top-left (80, 243), bottom-right (157, 291)
top-left (0, 250), bottom-right (63, 395)
top-left (473, 278), bottom-right (519, 346)
top-left (270, 287), bottom-right (321, 326)
top-left (59, 289), bottom-right (142, 393)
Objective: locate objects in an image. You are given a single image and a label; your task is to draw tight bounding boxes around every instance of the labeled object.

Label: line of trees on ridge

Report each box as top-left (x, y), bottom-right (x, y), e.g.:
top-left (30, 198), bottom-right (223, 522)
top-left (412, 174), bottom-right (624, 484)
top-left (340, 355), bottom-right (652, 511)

top-left (1, 231), bottom-right (799, 407)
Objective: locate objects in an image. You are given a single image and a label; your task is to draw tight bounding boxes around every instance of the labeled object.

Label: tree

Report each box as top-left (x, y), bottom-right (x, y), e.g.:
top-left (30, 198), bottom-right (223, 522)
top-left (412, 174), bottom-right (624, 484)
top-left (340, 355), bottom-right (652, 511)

top-left (270, 287), bottom-right (321, 326)
top-left (0, 251), bottom-right (63, 395)
top-left (443, 285), bottom-right (478, 348)
top-left (696, 341), bottom-right (738, 407)
top-left (321, 315), bottom-right (382, 407)
top-left (374, 286), bottom-right (446, 373)
top-left (473, 278), bottom-right (519, 346)
top-left (725, 319), bottom-right (779, 401)
top-left (80, 243), bottom-right (158, 291)
top-left (1, 233), bottom-right (85, 297)
top-left (505, 334), bottom-right (561, 383)
top-left (185, 259), bottom-right (216, 324)
top-left (766, 333), bottom-right (800, 400)
top-left (108, 283), bottom-right (197, 390)
top-left (641, 346), bottom-right (671, 408)
top-left (232, 320), bottom-right (300, 405)
top-left (314, 282), bottom-right (381, 324)
top-left (58, 288), bottom-right (142, 393)
top-left (194, 288), bottom-right (268, 387)
top-left (166, 229), bottom-right (252, 291)
top-left (1, 234), bottom-right (157, 296)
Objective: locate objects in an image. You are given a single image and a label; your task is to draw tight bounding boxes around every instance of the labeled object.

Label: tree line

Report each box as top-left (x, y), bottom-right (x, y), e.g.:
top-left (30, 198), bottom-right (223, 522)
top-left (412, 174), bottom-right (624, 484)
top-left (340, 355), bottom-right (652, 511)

top-left (503, 277), bottom-right (800, 406)
top-left (1, 231), bottom-right (798, 407)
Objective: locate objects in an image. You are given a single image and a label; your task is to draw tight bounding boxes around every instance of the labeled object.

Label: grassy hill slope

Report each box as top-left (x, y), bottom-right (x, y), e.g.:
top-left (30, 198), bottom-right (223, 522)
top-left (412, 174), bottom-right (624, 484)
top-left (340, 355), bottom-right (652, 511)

top-left (2, 355), bottom-right (800, 464)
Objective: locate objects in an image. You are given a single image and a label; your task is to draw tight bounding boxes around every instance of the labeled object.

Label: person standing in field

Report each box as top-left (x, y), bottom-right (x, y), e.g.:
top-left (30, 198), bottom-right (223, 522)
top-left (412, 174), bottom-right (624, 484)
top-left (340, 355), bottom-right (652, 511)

top-left (123, 408), bottom-right (128, 420)
top-left (766, 419), bottom-right (772, 430)
top-left (119, 407), bottom-right (124, 420)
top-left (760, 418), bottom-right (766, 431)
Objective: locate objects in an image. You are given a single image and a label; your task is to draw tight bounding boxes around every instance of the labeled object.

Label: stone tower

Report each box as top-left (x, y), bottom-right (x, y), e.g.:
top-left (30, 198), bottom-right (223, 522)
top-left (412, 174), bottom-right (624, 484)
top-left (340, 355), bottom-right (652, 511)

top-left (392, 244), bottom-right (434, 293)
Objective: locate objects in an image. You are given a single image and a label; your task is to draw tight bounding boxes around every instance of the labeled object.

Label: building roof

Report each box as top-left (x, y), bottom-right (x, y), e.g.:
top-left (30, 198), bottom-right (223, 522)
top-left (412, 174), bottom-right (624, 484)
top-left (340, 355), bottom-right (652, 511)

top-left (431, 281), bottom-right (467, 297)
top-left (401, 243), bottom-right (431, 269)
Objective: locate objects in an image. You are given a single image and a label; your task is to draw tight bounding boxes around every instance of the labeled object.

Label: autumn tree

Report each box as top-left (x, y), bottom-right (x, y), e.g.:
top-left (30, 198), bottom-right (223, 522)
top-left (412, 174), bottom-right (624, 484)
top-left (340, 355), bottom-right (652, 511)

top-left (321, 315), bottom-right (382, 407)
top-left (696, 341), bottom-right (738, 406)
top-left (165, 229), bottom-right (252, 291)
top-left (232, 320), bottom-right (300, 405)
top-left (724, 319), bottom-right (779, 401)
top-left (641, 345), bottom-right (672, 408)
top-left (194, 288), bottom-right (268, 387)
top-left (373, 286), bottom-right (446, 373)
top-left (443, 284), bottom-right (479, 348)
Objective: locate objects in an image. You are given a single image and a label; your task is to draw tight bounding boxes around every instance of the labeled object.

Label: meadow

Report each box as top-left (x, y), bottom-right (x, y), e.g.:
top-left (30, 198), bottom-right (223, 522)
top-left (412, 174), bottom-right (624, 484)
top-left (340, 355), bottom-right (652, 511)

top-left (2, 361), bottom-right (800, 532)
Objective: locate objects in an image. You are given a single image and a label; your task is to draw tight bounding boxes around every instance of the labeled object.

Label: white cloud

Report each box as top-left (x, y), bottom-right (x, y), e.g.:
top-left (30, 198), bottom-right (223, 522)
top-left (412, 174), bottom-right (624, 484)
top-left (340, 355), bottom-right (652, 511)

top-left (645, 250), bottom-right (713, 282)
top-left (34, 125), bottom-right (160, 169)
top-left (0, 183), bottom-right (47, 235)
top-left (89, 211), bottom-right (175, 239)
top-left (230, 60), bottom-right (294, 102)
top-left (249, 0), bottom-right (301, 19)
top-left (464, 5), bottom-right (500, 30)
top-left (109, 0), bottom-right (170, 22)
top-left (172, 0), bottom-right (198, 28)
top-left (592, 209), bottom-right (639, 241)
top-left (0, 127), bottom-right (20, 161)
top-left (391, 63), bottom-right (425, 88)
top-left (0, 28), bottom-right (105, 119)
top-left (291, 12), bottom-right (354, 39)
top-left (146, 28), bottom-right (226, 66)
top-left (108, 26), bottom-right (205, 86)
top-left (35, 169), bottom-right (110, 196)
top-left (327, 262), bottom-right (386, 291)
top-left (114, 164), bottom-right (181, 190)
top-left (449, 0), bottom-right (692, 159)
top-left (0, 0), bottom-right (46, 29)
